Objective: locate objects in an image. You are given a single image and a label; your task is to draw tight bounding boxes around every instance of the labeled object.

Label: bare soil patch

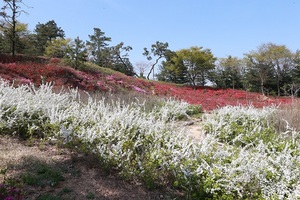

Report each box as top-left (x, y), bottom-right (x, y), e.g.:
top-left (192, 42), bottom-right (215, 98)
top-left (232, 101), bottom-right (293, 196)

top-left (0, 135), bottom-right (175, 200)
top-left (180, 118), bottom-right (206, 141)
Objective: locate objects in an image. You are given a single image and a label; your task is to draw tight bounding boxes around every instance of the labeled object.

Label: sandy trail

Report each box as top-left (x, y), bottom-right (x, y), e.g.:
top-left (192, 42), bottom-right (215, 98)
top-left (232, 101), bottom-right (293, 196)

top-left (181, 118), bottom-right (206, 141)
top-left (188, 124), bottom-right (205, 140)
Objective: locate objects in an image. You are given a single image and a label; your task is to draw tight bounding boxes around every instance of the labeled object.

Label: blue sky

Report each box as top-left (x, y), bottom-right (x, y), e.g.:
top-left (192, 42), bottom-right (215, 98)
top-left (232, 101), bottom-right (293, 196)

top-left (18, 0), bottom-right (300, 68)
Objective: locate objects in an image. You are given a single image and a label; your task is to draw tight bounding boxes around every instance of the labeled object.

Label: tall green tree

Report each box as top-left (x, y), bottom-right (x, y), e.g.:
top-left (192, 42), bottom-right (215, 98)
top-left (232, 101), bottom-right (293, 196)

top-left (263, 43), bottom-right (294, 96)
top-left (292, 50), bottom-right (300, 82)
top-left (44, 38), bottom-right (70, 58)
top-left (18, 32), bottom-right (38, 55)
top-left (245, 43), bottom-right (294, 96)
top-left (0, 0), bottom-right (28, 56)
top-left (143, 41), bottom-right (170, 80)
top-left (157, 50), bottom-right (188, 84)
top-left (176, 46), bottom-right (216, 87)
top-left (244, 50), bottom-right (275, 95)
top-left (86, 27), bottom-right (111, 67)
top-left (289, 50), bottom-right (300, 96)
top-left (110, 42), bottom-right (136, 76)
top-left (64, 37), bottom-right (88, 70)
top-left (0, 26), bottom-right (10, 53)
top-left (0, 21), bottom-right (32, 54)
top-left (13, 22), bottom-right (29, 53)
top-left (34, 20), bottom-right (65, 55)
top-left (213, 56), bottom-right (244, 89)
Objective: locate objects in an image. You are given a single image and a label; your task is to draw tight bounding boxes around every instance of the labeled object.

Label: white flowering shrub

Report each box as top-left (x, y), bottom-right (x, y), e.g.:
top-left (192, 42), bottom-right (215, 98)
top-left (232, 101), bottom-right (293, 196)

top-left (0, 81), bottom-right (74, 139)
top-left (1, 79), bottom-right (300, 199)
top-left (203, 105), bottom-right (282, 147)
top-left (202, 106), bottom-right (300, 199)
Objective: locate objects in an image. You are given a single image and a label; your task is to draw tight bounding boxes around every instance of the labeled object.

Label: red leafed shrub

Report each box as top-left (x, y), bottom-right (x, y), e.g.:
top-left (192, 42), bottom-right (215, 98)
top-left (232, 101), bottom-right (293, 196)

top-left (150, 82), bottom-right (293, 111)
top-left (0, 54), bottom-right (294, 111)
top-left (49, 57), bottom-right (61, 65)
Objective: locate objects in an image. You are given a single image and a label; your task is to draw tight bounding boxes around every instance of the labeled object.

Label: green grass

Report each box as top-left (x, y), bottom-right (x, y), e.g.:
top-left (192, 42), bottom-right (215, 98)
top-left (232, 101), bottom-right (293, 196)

top-left (20, 159), bottom-right (64, 188)
top-left (35, 187), bottom-right (74, 200)
top-left (36, 194), bottom-right (62, 200)
top-left (80, 61), bottom-right (121, 75)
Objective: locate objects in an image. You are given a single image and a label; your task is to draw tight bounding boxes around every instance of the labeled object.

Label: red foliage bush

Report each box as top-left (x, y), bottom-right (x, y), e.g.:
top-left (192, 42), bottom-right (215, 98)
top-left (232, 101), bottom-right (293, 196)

top-left (0, 55), bottom-right (294, 111)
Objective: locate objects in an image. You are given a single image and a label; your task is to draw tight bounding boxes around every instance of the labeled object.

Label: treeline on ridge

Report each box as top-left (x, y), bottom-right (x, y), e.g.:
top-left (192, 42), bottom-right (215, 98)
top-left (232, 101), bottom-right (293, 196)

top-left (1, 0), bottom-right (300, 97)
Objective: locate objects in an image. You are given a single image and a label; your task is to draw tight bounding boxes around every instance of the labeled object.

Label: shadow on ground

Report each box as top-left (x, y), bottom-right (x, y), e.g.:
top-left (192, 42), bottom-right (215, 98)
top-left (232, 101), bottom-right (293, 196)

top-left (0, 136), bottom-right (176, 200)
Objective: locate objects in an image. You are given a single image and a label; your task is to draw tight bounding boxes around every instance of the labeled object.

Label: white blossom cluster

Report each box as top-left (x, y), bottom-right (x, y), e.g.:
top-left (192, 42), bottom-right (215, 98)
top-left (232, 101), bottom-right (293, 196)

top-left (202, 106), bottom-right (300, 199)
top-left (1, 79), bottom-right (300, 199)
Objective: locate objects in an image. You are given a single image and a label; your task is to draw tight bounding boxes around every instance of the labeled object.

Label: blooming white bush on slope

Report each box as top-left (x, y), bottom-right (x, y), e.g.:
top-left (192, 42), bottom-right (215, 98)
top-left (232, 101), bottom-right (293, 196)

top-left (1, 79), bottom-right (300, 199)
top-left (202, 106), bottom-right (300, 199)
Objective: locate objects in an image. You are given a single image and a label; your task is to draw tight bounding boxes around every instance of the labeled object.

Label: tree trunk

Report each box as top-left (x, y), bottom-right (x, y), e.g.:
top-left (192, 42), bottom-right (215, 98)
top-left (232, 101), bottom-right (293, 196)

top-left (261, 80), bottom-right (264, 95)
top-left (147, 56), bottom-right (160, 80)
top-left (201, 73), bottom-right (205, 86)
top-left (276, 75), bottom-right (280, 96)
top-left (11, 0), bottom-right (17, 57)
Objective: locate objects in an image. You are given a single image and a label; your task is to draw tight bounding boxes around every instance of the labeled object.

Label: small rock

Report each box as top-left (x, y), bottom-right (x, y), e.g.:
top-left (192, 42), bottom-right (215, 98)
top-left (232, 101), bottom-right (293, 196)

top-left (184, 121), bottom-right (194, 126)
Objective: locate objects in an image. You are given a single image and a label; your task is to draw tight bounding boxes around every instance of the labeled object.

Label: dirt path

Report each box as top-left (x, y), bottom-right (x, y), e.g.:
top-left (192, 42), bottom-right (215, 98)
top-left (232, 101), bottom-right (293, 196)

top-left (181, 118), bottom-right (206, 141)
top-left (188, 124), bottom-right (205, 140)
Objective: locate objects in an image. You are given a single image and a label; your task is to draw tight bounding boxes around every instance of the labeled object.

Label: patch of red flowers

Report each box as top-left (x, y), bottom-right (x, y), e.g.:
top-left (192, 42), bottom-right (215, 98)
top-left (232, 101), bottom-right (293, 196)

top-left (150, 83), bottom-right (293, 111)
top-left (0, 59), bottom-right (294, 111)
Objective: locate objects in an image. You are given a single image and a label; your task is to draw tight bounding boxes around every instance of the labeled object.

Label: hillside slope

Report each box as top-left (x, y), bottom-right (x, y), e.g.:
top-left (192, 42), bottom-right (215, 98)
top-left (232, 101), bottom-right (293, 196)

top-left (0, 56), bottom-right (292, 111)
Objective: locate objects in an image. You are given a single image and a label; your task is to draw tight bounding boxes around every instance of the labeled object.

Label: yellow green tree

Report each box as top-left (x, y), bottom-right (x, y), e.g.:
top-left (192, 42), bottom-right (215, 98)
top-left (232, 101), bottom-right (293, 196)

top-left (44, 38), bottom-right (70, 58)
top-left (176, 46), bottom-right (216, 87)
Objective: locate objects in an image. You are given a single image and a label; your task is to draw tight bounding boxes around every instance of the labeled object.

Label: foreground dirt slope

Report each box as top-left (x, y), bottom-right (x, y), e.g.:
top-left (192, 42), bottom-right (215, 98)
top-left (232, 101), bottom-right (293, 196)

top-left (0, 136), bottom-right (173, 200)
